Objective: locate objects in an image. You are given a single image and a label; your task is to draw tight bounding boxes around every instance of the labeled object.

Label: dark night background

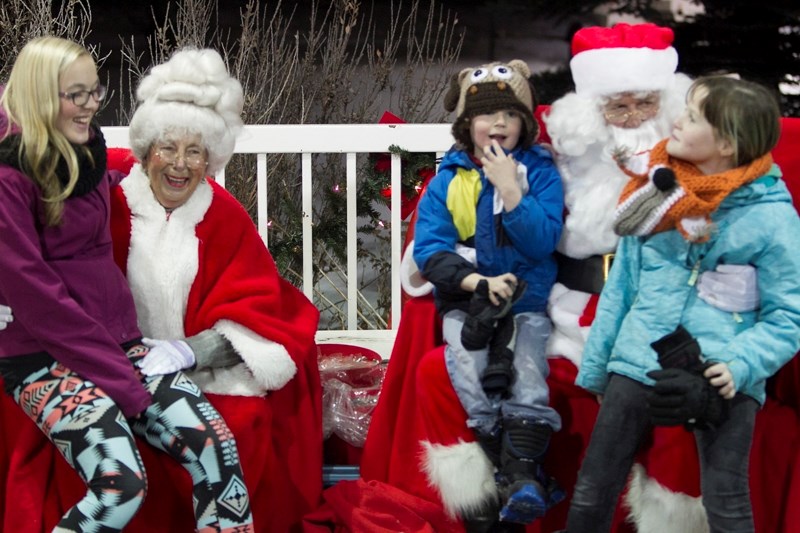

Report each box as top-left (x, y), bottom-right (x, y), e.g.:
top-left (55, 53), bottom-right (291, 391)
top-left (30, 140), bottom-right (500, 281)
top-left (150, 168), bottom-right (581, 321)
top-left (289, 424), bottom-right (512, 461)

top-left (82, 1), bottom-right (800, 120)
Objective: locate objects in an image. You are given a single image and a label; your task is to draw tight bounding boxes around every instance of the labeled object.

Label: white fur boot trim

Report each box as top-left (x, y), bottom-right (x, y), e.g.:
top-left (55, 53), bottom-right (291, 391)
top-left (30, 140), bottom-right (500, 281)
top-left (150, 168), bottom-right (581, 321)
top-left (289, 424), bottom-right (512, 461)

top-left (421, 439), bottom-right (498, 519)
top-left (625, 463), bottom-right (708, 533)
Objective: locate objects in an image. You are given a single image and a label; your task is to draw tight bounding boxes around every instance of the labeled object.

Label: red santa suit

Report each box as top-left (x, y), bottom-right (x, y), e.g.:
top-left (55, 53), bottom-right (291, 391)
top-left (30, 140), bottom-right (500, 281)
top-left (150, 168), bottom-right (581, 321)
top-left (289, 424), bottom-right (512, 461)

top-left (111, 162), bottom-right (323, 532)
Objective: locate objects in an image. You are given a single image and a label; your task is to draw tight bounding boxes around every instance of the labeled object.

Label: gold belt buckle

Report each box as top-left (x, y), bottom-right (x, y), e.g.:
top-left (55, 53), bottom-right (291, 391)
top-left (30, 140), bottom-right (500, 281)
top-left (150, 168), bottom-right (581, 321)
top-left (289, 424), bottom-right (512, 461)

top-left (602, 253), bottom-right (615, 281)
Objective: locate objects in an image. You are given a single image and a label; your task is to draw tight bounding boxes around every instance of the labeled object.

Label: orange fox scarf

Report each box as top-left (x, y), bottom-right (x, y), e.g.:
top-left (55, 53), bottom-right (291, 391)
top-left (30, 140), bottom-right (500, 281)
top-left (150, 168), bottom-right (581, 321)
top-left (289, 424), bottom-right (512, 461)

top-left (613, 139), bottom-right (773, 242)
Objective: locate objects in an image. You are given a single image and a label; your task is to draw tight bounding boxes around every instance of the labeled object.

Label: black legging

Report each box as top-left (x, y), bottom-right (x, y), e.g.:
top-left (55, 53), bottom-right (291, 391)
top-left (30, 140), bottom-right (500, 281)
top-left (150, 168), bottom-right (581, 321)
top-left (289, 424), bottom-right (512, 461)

top-left (9, 344), bottom-right (254, 532)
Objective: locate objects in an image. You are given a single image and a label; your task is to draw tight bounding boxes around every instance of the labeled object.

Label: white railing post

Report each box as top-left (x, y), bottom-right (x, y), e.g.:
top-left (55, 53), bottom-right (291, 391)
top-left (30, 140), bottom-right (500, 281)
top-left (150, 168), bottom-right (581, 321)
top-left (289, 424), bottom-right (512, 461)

top-left (346, 153), bottom-right (358, 331)
top-left (301, 153), bottom-right (314, 300)
top-left (390, 153), bottom-right (402, 331)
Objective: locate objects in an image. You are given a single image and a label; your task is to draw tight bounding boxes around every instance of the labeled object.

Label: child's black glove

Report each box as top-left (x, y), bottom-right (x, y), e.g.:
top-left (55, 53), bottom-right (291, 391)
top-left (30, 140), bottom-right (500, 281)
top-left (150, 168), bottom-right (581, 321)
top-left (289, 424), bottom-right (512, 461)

top-left (480, 313), bottom-right (516, 398)
top-left (647, 325), bottom-right (730, 430)
top-left (649, 324), bottom-right (705, 373)
top-left (461, 279), bottom-right (526, 351)
top-left (646, 368), bottom-right (729, 429)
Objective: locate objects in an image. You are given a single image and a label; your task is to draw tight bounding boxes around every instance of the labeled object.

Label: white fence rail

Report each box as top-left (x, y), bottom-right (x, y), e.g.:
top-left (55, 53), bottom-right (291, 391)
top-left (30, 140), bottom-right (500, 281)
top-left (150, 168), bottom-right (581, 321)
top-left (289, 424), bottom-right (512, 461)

top-left (103, 124), bottom-right (454, 358)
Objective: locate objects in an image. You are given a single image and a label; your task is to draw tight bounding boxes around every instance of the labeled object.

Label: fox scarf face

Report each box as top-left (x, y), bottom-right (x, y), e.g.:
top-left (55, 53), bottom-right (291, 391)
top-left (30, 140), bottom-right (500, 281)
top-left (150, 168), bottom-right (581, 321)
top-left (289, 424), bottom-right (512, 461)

top-left (613, 139), bottom-right (773, 242)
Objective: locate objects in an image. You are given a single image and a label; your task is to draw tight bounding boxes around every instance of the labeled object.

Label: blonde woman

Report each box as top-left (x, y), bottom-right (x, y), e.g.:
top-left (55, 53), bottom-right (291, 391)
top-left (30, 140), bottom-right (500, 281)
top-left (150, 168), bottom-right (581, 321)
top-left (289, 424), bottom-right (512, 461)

top-left (0, 36), bottom-right (253, 532)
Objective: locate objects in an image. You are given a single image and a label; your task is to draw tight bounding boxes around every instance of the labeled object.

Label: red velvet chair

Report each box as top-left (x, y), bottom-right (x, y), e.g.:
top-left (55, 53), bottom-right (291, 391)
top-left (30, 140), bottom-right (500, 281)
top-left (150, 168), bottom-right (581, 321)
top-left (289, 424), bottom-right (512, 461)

top-left (358, 114), bottom-right (800, 533)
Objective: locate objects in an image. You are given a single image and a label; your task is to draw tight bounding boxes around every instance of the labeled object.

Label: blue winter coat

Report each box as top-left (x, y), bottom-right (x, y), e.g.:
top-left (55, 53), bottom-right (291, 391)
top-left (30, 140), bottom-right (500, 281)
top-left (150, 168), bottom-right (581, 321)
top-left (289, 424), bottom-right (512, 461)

top-left (413, 144), bottom-right (563, 314)
top-left (578, 165), bottom-right (800, 404)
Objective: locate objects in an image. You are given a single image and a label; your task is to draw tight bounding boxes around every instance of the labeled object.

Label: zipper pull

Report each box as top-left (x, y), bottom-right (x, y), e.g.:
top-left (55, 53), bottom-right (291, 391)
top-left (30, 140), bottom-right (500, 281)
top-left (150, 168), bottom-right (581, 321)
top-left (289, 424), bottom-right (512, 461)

top-left (687, 260), bottom-right (701, 286)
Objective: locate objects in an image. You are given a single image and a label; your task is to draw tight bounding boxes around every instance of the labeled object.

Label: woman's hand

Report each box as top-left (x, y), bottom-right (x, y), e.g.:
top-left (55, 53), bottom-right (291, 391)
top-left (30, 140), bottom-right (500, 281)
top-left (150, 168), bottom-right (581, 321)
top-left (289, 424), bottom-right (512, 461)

top-left (704, 362), bottom-right (736, 400)
top-left (138, 338), bottom-right (196, 376)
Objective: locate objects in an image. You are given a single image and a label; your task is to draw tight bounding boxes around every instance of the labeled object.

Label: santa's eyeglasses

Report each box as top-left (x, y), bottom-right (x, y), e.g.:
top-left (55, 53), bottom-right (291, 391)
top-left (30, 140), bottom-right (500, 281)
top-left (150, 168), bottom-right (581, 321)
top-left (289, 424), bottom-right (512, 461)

top-left (603, 97), bottom-right (660, 126)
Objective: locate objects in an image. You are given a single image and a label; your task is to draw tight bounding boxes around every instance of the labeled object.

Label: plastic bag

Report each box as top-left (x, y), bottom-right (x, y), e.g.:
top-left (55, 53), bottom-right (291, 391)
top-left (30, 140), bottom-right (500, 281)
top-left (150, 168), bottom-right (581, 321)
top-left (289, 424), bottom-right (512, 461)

top-left (318, 345), bottom-right (386, 448)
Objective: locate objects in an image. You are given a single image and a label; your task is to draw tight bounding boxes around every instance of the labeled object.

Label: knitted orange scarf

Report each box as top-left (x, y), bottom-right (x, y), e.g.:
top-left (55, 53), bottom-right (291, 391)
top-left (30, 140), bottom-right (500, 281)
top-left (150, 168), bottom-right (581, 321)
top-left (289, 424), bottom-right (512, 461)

top-left (614, 139), bottom-right (773, 242)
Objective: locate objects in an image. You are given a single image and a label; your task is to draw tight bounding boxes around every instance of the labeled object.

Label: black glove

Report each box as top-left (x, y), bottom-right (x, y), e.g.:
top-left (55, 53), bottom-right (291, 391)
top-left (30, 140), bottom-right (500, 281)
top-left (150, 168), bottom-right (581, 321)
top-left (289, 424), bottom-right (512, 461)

top-left (650, 324), bottom-right (704, 373)
top-left (646, 368), bottom-right (730, 430)
top-left (480, 314), bottom-right (516, 398)
top-left (461, 279), bottom-right (527, 350)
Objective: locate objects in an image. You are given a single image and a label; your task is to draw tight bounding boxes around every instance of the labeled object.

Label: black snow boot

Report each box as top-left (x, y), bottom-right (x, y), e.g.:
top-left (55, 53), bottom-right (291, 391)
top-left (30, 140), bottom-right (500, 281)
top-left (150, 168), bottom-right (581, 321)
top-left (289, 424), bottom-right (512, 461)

top-left (497, 419), bottom-right (564, 524)
top-left (474, 424), bottom-right (503, 469)
top-left (462, 498), bottom-right (526, 533)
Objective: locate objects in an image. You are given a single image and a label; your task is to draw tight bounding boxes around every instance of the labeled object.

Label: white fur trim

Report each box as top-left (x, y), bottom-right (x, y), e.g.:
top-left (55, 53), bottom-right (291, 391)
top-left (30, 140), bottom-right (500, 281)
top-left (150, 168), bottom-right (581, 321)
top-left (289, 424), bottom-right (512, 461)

top-left (184, 320), bottom-right (298, 397)
top-left (571, 47), bottom-right (679, 97)
top-left (123, 165), bottom-right (212, 340)
top-left (400, 241), bottom-right (434, 297)
top-left (625, 463), bottom-right (708, 533)
top-left (546, 283), bottom-right (592, 366)
top-left (680, 216), bottom-right (713, 241)
top-left (213, 319), bottom-right (297, 392)
top-left (421, 439), bottom-right (498, 519)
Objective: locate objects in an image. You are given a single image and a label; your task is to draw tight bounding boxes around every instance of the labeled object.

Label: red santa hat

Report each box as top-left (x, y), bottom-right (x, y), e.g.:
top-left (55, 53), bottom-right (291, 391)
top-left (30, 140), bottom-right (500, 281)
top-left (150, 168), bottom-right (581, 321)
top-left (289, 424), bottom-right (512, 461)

top-left (570, 23), bottom-right (679, 97)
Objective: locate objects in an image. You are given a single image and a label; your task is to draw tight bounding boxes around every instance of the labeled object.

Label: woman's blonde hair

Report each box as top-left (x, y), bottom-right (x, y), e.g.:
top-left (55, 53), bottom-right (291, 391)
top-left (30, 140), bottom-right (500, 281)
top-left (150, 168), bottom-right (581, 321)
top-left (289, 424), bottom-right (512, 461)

top-left (0, 36), bottom-right (93, 225)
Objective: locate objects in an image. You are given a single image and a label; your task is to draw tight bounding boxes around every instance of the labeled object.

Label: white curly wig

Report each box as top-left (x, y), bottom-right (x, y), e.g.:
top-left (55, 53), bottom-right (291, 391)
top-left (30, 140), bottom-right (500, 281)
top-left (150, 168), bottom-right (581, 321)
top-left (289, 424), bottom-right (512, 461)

top-left (128, 48), bottom-right (244, 176)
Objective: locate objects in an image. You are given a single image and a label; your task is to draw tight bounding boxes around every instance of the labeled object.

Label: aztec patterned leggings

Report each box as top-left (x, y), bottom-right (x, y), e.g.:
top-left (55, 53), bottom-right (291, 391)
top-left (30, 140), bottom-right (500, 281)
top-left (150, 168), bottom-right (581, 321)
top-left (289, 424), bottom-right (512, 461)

top-left (10, 344), bottom-right (254, 533)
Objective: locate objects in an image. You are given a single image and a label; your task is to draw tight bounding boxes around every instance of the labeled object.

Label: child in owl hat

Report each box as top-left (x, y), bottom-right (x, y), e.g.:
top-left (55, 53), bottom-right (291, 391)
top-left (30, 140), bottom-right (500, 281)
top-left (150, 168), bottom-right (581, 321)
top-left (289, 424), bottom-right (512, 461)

top-left (412, 59), bottom-right (565, 529)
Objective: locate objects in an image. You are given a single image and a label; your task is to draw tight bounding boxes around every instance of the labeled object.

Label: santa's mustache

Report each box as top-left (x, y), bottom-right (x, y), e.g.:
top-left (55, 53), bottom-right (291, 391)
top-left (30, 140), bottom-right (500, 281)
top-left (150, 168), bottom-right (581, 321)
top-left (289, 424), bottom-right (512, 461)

top-left (606, 118), bottom-right (669, 159)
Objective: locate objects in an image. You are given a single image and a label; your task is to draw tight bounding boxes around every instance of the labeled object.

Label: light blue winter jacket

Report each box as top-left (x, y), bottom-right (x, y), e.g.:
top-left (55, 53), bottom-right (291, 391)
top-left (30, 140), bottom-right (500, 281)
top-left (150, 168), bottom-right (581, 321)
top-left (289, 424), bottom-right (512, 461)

top-left (578, 165), bottom-right (800, 405)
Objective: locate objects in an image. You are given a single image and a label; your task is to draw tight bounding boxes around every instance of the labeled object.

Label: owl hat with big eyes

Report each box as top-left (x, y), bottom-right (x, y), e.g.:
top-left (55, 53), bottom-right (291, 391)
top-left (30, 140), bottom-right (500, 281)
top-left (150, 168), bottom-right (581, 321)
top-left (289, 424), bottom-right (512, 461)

top-left (444, 59), bottom-right (539, 153)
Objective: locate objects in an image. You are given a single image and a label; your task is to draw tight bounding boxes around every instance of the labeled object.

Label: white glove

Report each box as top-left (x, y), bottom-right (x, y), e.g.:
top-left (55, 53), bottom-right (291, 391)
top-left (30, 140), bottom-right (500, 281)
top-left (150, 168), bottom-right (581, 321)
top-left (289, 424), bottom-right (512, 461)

top-left (697, 264), bottom-right (760, 313)
top-left (138, 338), bottom-right (196, 376)
top-left (0, 304), bottom-right (12, 330)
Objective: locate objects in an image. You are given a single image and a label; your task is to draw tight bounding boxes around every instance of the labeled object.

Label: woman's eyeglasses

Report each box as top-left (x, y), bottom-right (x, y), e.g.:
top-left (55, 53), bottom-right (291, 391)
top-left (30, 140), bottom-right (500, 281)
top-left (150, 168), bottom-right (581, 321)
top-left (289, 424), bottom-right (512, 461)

top-left (154, 145), bottom-right (208, 170)
top-left (58, 85), bottom-right (107, 107)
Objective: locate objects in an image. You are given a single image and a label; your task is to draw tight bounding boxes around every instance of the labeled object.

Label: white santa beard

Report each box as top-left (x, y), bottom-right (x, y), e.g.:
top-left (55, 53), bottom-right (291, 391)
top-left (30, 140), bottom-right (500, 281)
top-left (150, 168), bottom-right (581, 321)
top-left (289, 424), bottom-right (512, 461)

top-left (556, 115), bottom-right (670, 259)
top-left (607, 118), bottom-right (668, 157)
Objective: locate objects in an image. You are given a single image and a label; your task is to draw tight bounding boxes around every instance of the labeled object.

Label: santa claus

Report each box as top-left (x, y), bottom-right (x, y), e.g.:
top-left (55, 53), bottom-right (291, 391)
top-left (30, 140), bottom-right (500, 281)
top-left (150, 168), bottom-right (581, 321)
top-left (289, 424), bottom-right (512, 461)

top-left (387, 22), bottom-right (759, 533)
top-left (545, 23), bottom-right (758, 533)
top-left (543, 22), bottom-right (692, 368)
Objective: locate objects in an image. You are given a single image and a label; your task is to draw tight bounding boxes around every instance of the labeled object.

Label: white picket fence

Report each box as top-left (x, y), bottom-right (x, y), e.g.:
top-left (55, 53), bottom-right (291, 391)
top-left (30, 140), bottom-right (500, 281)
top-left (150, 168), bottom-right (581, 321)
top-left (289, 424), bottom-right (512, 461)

top-left (103, 123), bottom-right (454, 358)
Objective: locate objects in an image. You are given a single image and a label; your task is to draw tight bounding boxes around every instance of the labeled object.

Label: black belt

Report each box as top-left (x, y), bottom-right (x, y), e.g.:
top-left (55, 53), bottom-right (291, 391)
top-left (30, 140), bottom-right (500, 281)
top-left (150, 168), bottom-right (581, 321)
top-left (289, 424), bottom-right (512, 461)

top-left (555, 252), bottom-right (615, 294)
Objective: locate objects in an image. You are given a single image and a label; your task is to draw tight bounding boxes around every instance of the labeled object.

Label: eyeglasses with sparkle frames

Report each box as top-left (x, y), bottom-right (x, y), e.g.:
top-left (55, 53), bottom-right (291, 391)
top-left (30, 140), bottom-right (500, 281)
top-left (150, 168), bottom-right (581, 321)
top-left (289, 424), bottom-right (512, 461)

top-left (154, 145), bottom-right (208, 170)
top-left (58, 85), bottom-right (107, 107)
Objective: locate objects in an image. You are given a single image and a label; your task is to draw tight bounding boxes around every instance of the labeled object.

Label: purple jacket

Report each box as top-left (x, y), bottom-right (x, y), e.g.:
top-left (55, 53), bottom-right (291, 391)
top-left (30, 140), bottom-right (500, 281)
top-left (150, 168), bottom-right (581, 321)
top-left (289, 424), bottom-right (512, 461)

top-left (0, 138), bottom-right (151, 417)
